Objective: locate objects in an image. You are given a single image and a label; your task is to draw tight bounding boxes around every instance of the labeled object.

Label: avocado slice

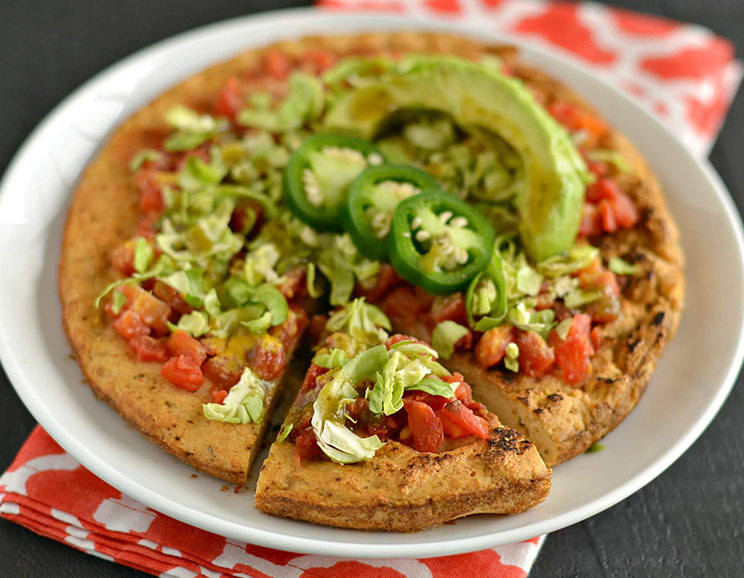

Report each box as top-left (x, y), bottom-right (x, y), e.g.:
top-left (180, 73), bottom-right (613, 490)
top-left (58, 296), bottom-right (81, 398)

top-left (324, 57), bottom-right (589, 263)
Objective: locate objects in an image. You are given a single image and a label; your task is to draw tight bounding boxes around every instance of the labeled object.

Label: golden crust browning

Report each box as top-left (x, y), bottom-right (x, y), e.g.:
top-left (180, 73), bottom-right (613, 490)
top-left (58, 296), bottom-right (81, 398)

top-left (255, 418), bottom-right (550, 532)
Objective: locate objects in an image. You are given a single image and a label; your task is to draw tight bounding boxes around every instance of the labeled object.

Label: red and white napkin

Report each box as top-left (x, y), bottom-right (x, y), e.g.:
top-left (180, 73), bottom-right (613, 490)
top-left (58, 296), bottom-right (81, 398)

top-left (1, 427), bottom-right (544, 577)
top-left (1, 3), bottom-right (740, 577)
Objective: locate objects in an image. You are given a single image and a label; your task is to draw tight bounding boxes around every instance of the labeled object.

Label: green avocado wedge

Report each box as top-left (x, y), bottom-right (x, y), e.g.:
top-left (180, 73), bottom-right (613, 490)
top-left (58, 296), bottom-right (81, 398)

top-left (324, 56), bottom-right (589, 262)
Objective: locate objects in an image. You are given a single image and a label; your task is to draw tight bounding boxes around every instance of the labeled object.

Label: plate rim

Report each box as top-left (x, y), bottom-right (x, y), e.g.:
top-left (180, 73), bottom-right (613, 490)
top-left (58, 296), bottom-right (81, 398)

top-left (1, 7), bottom-right (743, 559)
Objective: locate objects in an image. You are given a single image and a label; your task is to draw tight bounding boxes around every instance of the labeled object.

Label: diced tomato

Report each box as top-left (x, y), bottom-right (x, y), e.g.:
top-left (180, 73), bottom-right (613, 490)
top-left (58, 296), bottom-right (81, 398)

top-left (214, 76), bottom-right (244, 120)
top-left (166, 330), bottom-right (207, 366)
top-left (549, 314), bottom-right (594, 386)
top-left (230, 199), bottom-right (264, 237)
top-left (548, 101), bottom-right (608, 141)
top-left (161, 355), bottom-right (204, 392)
top-left (301, 364), bottom-right (329, 396)
top-left (294, 428), bottom-right (320, 464)
top-left (263, 50), bottom-right (291, 79)
top-left (202, 355), bottom-right (242, 390)
top-left (152, 281), bottom-right (192, 316)
top-left (404, 399), bottom-right (444, 453)
top-left (128, 335), bottom-right (168, 362)
top-left (586, 178), bottom-right (620, 204)
top-left (302, 48), bottom-right (336, 74)
top-left (579, 203), bottom-right (603, 237)
top-left (515, 330), bottom-right (555, 378)
top-left (309, 314), bottom-right (328, 342)
top-left (382, 286), bottom-right (426, 324)
top-left (437, 400), bottom-right (490, 439)
top-left (428, 293), bottom-right (468, 326)
top-left (475, 325), bottom-right (515, 369)
top-left (357, 264), bottom-right (403, 303)
top-left (174, 145), bottom-right (211, 172)
top-left (451, 377), bottom-right (472, 402)
top-left (120, 284), bottom-right (171, 335)
top-left (591, 326), bottom-right (602, 350)
top-left (270, 307), bottom-right (309, 353)
top-left (612, 190), bottom-right (639, 228)
top-left (211, 389), bottom-right (228, 404)
top-left (455, 329), bottom-right (474, 351)
top-left (113, 310), bottom-right (149, 339)
top-left (250, 335), bottom-right (286, 381)
top-left (136, 214), bottom-right (159, 240)
top-left (586, 159), bottom-right (608, 178)
top-left (110, 242), bottom-right (136, 276)
top-left (598, 199), bottom-right (618, 233)
top-left (404, 390), bottom-right (449, 412)
top-left (133, 169), bottom-right (164, 216)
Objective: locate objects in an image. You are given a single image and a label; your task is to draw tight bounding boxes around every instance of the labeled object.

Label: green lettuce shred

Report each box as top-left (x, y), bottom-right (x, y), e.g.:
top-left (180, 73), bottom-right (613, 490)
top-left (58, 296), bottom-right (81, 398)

top-left (238, 73), bottom-right (324, 132)
top-left (202, 367), bottom-right (267, 424)
top-left (608, 256), bottom-right (640, 276)
top-left (431, 320), bottom-right (469, 360)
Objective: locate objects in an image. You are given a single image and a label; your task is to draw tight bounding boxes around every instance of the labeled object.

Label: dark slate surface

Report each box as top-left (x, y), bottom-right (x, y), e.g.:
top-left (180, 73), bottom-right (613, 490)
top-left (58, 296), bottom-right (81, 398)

top-left (1, 1), bottom-right (742, 576)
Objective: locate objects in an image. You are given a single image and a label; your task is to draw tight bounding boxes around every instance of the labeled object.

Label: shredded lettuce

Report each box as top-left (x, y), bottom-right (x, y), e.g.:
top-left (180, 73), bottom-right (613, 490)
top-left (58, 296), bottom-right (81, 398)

top-left (431, 320), bottom-right (469, 360)
top-left (158, 268), bottom-right (205, 308)
top-left (276, 422), bottom-right (293, 443)
top-left (554, 318), bottom-right (573, 341)
top-left (133, 238), bottom-right (154, 274)
top-left (202, 367), bottom-right (267, 424)
top-left (238, 73), bottom-right (324, 132)
top-left (313, 348), bottom-right (349, 369)
top-left (178, 156), bottom-right (227, 191)
top-left (111, 291), bottom-right (126, 315)
top-left (325, 298), bottom-right (391, 347)
top-left (537, 244), bottom-right (600, 277)
top-left (504, 342), bottom-right (520, 372)
top-left (164, 106), bottom-right (226, 152)
top-left (564, 289), bottom-right (603, 309)
top-left (129, 149), bottom-right (165, 172)
top-left (508, 301), bottom-right (555, 339)
top-left (171, 311), bottom-right (209, 337)
top-left (608, 256), bottom-right (640, 276)
top-left (586, 149), bottom-right (632, 174)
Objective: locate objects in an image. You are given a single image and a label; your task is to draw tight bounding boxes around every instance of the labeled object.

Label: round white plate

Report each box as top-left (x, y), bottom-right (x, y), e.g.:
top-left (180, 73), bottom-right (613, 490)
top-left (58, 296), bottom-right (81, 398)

top-left (0, 9), bottom-right (742, 559)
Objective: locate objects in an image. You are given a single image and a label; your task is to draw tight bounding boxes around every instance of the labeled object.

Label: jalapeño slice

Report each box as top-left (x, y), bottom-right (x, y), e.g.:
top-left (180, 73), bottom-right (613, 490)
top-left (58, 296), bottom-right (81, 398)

top-left (283, 134), bottom-right (384, 232)
top-left (389, 190), bottom-right (495, 295)
top-left (343, 164), bottom-right (439, 260)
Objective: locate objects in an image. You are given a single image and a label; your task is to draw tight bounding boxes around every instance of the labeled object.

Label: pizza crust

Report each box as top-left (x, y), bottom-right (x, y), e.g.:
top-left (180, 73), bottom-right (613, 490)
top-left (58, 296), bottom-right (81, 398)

top-left (255, 417), bottom-right (550, 532)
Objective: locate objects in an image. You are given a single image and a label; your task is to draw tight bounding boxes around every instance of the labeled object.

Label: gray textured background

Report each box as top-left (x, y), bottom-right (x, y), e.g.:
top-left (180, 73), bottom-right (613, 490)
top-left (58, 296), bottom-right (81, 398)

top-left (1, 1), bottom-right (742, 576)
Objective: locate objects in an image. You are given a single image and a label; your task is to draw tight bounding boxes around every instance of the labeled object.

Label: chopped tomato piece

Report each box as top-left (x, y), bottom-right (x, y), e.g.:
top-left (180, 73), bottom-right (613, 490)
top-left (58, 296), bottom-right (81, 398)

top-left (202, 355), bottom-right (242, 390)
top-left (161, 355), bottom-right (204, 392)
top-left (263, 50), bottom-right (291, 79)
top-left (586, 159), bottom-right (608, 178)
top-left (357, 264), bottom-right (403, 303)
top-left (591, 326), bottom-right (602, 350)
top-left (475, 325), bottom-right (515, 369)
top-left (211, 389), bottom-right (228, 404)
top-left (404, 399), bottom-right (444, 453)
top-left (404, 391), bottom-right (449, 412)
top-left (277, 267), bottom-right (306, 300)
top-left (586, 178), bottom-right (620, 203)
top-left (300, 363), bottom-right (329, 393)
top-left (113, 310), bottom-right (149, 339)
top-left (133, 169), bottom-right (164, 216)
top-left (166, 330), bottom-right (207, 366)
top-left (598, 199), bottom-right (618, 233)
top-left (515, 330), bottom-right (555, 378)
top-left (549, 314), bottom-right (594, 385)
top-left (548, 101), bottom-right (608, 141)
top-left (428, 293), bottom-right (468, 326)
top-left (270, 307), bottom-right (309, 353)
top-left (579, 203), bottom-right (603, 237)
top-left (120, 284), bottom-right (171, 335)
top-left (152, 281), bottom-right (192, 316)
top-left (294, 428), bottom-right (320, 464)
top-left (128, 335), bottom-right (168, 362)
top-left (214, 76), bottom-right (244, 120)
top-left (302, 48), bottom-right (336, 74)
top-left (250, 335), bottom-right (286, 381)
top-left (437, 400), bottom-right (490, 439)
top-left (309, 314), bottom-right (328, 342)
top-left (230, 199), bottom-right (264, 237)
top-left (612, 191), bottom-right (639, 228)
top-left (110, 242), bottom-right (136, 276)
top-left (381, 286), bottom-right (426, 324)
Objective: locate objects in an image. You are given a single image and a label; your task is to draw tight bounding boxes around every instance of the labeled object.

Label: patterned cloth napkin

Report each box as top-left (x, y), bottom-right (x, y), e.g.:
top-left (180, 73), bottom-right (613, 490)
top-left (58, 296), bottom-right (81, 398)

top-left (1, 3), bottom-right (740, 577)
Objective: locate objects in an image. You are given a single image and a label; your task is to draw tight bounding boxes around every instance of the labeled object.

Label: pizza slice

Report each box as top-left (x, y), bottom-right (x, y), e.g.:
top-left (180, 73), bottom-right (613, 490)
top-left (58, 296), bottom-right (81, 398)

top-left (255, 299), bottom-right (550, 531)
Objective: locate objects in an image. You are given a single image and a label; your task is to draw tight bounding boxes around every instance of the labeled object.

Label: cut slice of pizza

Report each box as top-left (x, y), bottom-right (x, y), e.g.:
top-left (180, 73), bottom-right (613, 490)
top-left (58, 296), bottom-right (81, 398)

top-left (254, 299), bottom-right (551, 531)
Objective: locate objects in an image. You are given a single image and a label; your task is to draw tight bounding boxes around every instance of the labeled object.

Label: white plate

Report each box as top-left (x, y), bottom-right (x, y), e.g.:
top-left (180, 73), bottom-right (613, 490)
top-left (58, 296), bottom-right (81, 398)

top-left (1, 9), bottom-right (742, 559)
